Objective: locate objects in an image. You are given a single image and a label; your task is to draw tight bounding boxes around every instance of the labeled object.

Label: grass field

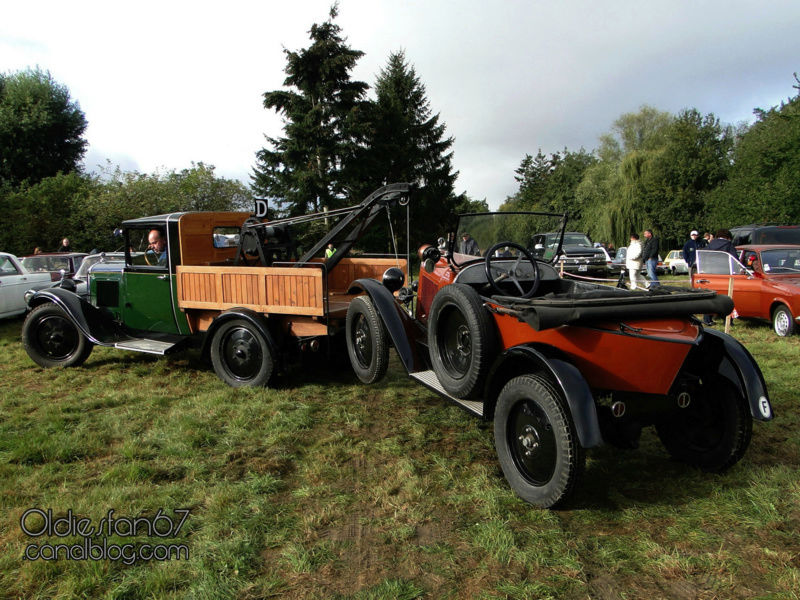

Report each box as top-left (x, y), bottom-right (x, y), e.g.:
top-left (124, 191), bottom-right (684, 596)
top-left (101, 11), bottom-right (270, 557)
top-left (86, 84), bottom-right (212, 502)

top-left (1, 301), bottom-right (799, 599)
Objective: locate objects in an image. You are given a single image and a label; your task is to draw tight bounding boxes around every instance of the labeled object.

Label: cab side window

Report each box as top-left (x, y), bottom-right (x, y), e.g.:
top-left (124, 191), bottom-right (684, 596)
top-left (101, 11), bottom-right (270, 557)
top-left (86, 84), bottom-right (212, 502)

top-left (126, 228), bottom-right (168, 269)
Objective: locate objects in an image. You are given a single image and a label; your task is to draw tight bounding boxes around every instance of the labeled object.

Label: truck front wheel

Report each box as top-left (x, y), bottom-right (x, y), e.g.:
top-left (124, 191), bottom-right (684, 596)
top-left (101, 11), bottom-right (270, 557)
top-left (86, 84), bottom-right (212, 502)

top-left (22, 303), bottom-right (94, 368)
top-left (345, 296), bottom-right (389, 384)
top-left (210, 319), bottom-right (274, 387)
top-left (494, 374), bottom-right (585, 508)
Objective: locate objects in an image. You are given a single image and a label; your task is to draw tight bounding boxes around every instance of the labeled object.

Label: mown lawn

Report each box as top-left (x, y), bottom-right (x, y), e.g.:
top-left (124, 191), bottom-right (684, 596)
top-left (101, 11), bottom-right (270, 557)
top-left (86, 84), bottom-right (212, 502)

top-left (0, 306), bottom-right (798, 599)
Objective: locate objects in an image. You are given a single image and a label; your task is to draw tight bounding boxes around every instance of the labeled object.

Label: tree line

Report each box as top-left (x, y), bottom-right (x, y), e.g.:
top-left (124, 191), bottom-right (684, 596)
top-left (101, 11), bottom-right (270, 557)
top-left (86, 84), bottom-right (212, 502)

top-left (2, 9), bottom-right (799, 258)
top-left (503, 78), bottom-right (800, 251)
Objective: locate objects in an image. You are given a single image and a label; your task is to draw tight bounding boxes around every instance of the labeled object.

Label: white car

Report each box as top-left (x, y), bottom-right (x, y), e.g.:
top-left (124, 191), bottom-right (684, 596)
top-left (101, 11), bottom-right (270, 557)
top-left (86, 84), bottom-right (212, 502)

top-left (0, 253), bottom-right (54, 319)
top-left (663, 250), bottom-right (690, 275)
top-left (29, 252), bottom-right (127, 300)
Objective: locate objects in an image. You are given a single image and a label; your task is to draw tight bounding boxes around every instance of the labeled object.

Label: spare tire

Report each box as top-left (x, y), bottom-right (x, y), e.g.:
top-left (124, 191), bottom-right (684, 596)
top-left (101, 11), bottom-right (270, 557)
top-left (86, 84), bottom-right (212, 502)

top-left (428, 284), bottom-right (497, 399)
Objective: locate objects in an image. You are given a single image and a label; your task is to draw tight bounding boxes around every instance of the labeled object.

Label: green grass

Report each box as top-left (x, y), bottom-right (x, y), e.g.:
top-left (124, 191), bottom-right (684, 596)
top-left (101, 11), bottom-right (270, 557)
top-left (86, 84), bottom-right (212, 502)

top-left (1, 310), bottom-right (799, 599)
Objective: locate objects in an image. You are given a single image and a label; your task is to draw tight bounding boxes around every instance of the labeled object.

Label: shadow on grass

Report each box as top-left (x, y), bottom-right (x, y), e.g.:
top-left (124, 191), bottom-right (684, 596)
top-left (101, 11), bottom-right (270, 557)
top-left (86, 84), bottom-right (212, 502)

top-left (567, 432), bottom-right (757, 511)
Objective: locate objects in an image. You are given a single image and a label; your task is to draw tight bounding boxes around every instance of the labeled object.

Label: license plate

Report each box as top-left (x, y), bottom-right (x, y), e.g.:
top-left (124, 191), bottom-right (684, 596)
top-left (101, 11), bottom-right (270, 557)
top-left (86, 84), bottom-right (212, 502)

top-left (578, 265), bottom-right (588, 272)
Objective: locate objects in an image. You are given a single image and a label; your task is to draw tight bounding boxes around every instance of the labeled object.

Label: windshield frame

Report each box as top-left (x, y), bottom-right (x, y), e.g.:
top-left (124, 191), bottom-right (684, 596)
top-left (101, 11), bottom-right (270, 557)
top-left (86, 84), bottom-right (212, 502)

top-left (449, 211), bottom-right (568, 268)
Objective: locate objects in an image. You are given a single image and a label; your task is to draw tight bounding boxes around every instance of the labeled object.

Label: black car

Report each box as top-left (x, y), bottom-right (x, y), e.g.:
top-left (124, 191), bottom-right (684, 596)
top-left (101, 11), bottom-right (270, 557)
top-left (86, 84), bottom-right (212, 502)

top-left (532, 232), bottom-right (608, 277)
top-left (731, 224), bottom-right (800, 246)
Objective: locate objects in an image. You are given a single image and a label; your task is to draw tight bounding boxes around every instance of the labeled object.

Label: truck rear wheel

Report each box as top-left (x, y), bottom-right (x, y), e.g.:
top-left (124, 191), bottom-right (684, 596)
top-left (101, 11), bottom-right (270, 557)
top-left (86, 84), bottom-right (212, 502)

top-left (656, 376), bottom-right (752, 472)
top-left (494, 374), bottom-right (585, 508)
top-left (346, 295), bottom-right (389, 384)
top-left (428, 284), bottom-right (496, 399)
top-left (22, 303), bottom-right (94, 368)
top-left (210, 319), bottom-right (275, 387)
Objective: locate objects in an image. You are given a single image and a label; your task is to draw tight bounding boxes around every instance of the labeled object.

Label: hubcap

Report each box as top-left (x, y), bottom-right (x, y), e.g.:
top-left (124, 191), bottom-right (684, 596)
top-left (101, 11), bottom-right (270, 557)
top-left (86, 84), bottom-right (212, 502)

top-left (352, 314), bottom-right (372, 367)
top-left (221, 327), bottom-right (262, 381)
top-left (775, 310), bottom-right (790, 336)
top-left (508, 399), bottom-right (556, 485)
top-left (438, 306), bottom-right (471, 378)
top-left (36, 315), bottom-right (79, 360)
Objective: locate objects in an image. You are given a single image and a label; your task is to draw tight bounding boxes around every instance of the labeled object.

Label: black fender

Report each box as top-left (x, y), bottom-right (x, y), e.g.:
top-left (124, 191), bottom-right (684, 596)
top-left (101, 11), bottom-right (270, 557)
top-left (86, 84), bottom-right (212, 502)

top-left (200, 307), bottom-right (278, 361)
top-left (347, 278), bottom-right (418, 373)
top-left (702, 328), bottom-right (773, 421)
top-left (27, 288), bottom-right (122, 346)
top-left (484, 344), bottom-right (603, 448)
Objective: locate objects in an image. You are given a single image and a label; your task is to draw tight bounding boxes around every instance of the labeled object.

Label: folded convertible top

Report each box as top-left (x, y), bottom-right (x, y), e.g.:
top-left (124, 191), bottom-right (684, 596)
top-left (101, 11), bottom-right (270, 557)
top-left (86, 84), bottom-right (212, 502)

top-left (491, 287), bottom-right (733, 331)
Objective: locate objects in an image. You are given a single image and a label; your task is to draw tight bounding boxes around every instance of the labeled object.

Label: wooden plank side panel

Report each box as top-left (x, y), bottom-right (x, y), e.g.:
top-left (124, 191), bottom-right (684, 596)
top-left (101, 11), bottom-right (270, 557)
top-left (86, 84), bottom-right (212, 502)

top-left (177, 265), bottom-right (324, 316)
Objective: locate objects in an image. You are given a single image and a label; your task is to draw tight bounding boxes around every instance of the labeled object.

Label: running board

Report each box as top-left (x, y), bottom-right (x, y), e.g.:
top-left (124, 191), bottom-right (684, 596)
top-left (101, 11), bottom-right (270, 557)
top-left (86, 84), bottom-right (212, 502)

top-left (409, 370), bottom-right (484, 417)
top-left (114, 338), bottom-right (182, 355)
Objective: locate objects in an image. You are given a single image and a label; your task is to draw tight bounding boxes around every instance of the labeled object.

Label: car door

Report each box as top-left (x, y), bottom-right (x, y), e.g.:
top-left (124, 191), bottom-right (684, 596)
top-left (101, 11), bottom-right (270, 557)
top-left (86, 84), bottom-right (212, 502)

top-left (121, 227), bottom-right (180, 334)
top-left (694, 250), bottom-right (762, 317)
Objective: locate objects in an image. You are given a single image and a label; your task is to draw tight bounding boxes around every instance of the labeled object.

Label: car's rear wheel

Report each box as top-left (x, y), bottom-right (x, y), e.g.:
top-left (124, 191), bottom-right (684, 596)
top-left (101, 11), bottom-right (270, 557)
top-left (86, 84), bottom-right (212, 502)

top-left (494, 374), bottom-right (584, 508)
top-left (655, 376), bottom-right (752, 472)
top-left (210, 319), bottom-right (274, 387)
top-left (346, 295), bottom-right (389, 384)
top-left (772, 305), bottom-right (795, 337)
top-left (22, 303), bottom-right (93, 368)
top-left (428, 284), bottom-right (496, 399)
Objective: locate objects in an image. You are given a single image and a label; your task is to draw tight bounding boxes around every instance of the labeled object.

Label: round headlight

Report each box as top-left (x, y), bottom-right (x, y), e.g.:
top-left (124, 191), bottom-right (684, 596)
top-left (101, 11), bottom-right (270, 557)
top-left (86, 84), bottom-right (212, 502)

top-left (382, 267), bottom-right (405, 293)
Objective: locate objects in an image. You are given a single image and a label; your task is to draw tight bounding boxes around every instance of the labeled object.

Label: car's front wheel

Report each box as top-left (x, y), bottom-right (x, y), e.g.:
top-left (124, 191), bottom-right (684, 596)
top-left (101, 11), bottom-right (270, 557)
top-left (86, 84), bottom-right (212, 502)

top-left (428, 284), bottom-right (497, 399)
top-left (22, 303), bottom-right (94, 368)
top-left (494, 374), bottom-right (585, 508)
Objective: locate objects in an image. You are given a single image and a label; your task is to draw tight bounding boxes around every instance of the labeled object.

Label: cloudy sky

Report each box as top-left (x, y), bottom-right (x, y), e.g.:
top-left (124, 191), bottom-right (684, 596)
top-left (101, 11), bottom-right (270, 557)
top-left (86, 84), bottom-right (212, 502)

top-left (2, 0), bottom-right (798, 208)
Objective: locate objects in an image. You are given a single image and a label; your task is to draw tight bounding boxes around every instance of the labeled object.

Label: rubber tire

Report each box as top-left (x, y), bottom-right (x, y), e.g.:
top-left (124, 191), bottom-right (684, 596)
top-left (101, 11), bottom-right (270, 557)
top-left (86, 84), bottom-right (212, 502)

top-left (345, 295), bottom-right (389, 384)
top-left (655, 377), bottom-right (752, 472)
top-left (494, 374), bottom-right (585, 508)
top-left (772, 305), bottom-right (795, 337)
top-left (22, 303), bottom-right (93, 368)
top-left (210, 319), bottom-right (275, 387)
top-left (428, 284), bottom-right (497, 399)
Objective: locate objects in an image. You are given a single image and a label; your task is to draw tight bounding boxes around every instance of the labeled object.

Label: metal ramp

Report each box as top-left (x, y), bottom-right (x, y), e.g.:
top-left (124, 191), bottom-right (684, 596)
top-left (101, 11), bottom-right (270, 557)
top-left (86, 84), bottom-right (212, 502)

top-left (409, 370), bottom-right (484, 417)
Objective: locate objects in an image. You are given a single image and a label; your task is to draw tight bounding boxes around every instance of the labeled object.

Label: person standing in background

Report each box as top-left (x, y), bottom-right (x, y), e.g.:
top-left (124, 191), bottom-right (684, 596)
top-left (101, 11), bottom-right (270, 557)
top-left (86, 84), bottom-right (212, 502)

top-left (682, 230), bottom-right (701, 270)
top-left (642, 229), bottom-right (660, 288)
top-left (626, 233), bottom-right (645, 290)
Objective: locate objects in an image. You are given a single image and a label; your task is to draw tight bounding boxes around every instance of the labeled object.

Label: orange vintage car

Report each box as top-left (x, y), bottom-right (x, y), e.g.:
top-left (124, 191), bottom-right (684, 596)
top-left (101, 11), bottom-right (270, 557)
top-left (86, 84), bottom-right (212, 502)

top-left (345, 211), bottom-right (773, 508)
top-left (693, 245), bottom-right (800, 337)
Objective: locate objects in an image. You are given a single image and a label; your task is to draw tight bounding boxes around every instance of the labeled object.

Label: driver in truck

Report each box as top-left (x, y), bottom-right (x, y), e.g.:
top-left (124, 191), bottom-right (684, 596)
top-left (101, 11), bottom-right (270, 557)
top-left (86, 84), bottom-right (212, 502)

top-left (148, 229), bottom-right (167, 265)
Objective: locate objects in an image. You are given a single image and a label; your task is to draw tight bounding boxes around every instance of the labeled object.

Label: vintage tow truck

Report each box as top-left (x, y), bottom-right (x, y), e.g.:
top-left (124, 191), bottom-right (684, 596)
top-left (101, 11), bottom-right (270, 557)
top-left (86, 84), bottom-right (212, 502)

top-left (340, 210), bottom-right (773, 508)
top-left (22, 184), bottom-right (411, 386)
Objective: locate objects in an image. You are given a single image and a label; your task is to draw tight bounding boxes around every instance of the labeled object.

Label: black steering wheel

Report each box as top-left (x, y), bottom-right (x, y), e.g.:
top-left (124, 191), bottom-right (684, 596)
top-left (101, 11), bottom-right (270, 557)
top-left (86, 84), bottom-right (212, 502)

top-left (484, 242), bottom-right (541, 298)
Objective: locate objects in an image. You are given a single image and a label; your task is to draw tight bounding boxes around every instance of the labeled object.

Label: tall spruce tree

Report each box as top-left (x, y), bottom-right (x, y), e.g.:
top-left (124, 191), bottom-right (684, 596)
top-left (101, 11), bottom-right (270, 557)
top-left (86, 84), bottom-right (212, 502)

top-left (353, 50), bottom-right (457, 250)
top-left (251, 5), bottom-right (368, 216)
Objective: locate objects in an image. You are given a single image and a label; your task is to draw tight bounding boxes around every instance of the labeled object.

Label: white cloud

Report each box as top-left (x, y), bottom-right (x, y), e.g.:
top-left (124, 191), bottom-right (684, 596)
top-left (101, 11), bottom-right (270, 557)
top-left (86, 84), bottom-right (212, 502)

top-left (2, 0), bottom-right (799, 209)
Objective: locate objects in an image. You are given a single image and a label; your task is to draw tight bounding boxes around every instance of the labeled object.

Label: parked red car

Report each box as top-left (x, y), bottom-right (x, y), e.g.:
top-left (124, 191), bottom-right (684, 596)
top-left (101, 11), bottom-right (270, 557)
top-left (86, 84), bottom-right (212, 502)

top-left (693, 246), bottom-right (800, 336)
